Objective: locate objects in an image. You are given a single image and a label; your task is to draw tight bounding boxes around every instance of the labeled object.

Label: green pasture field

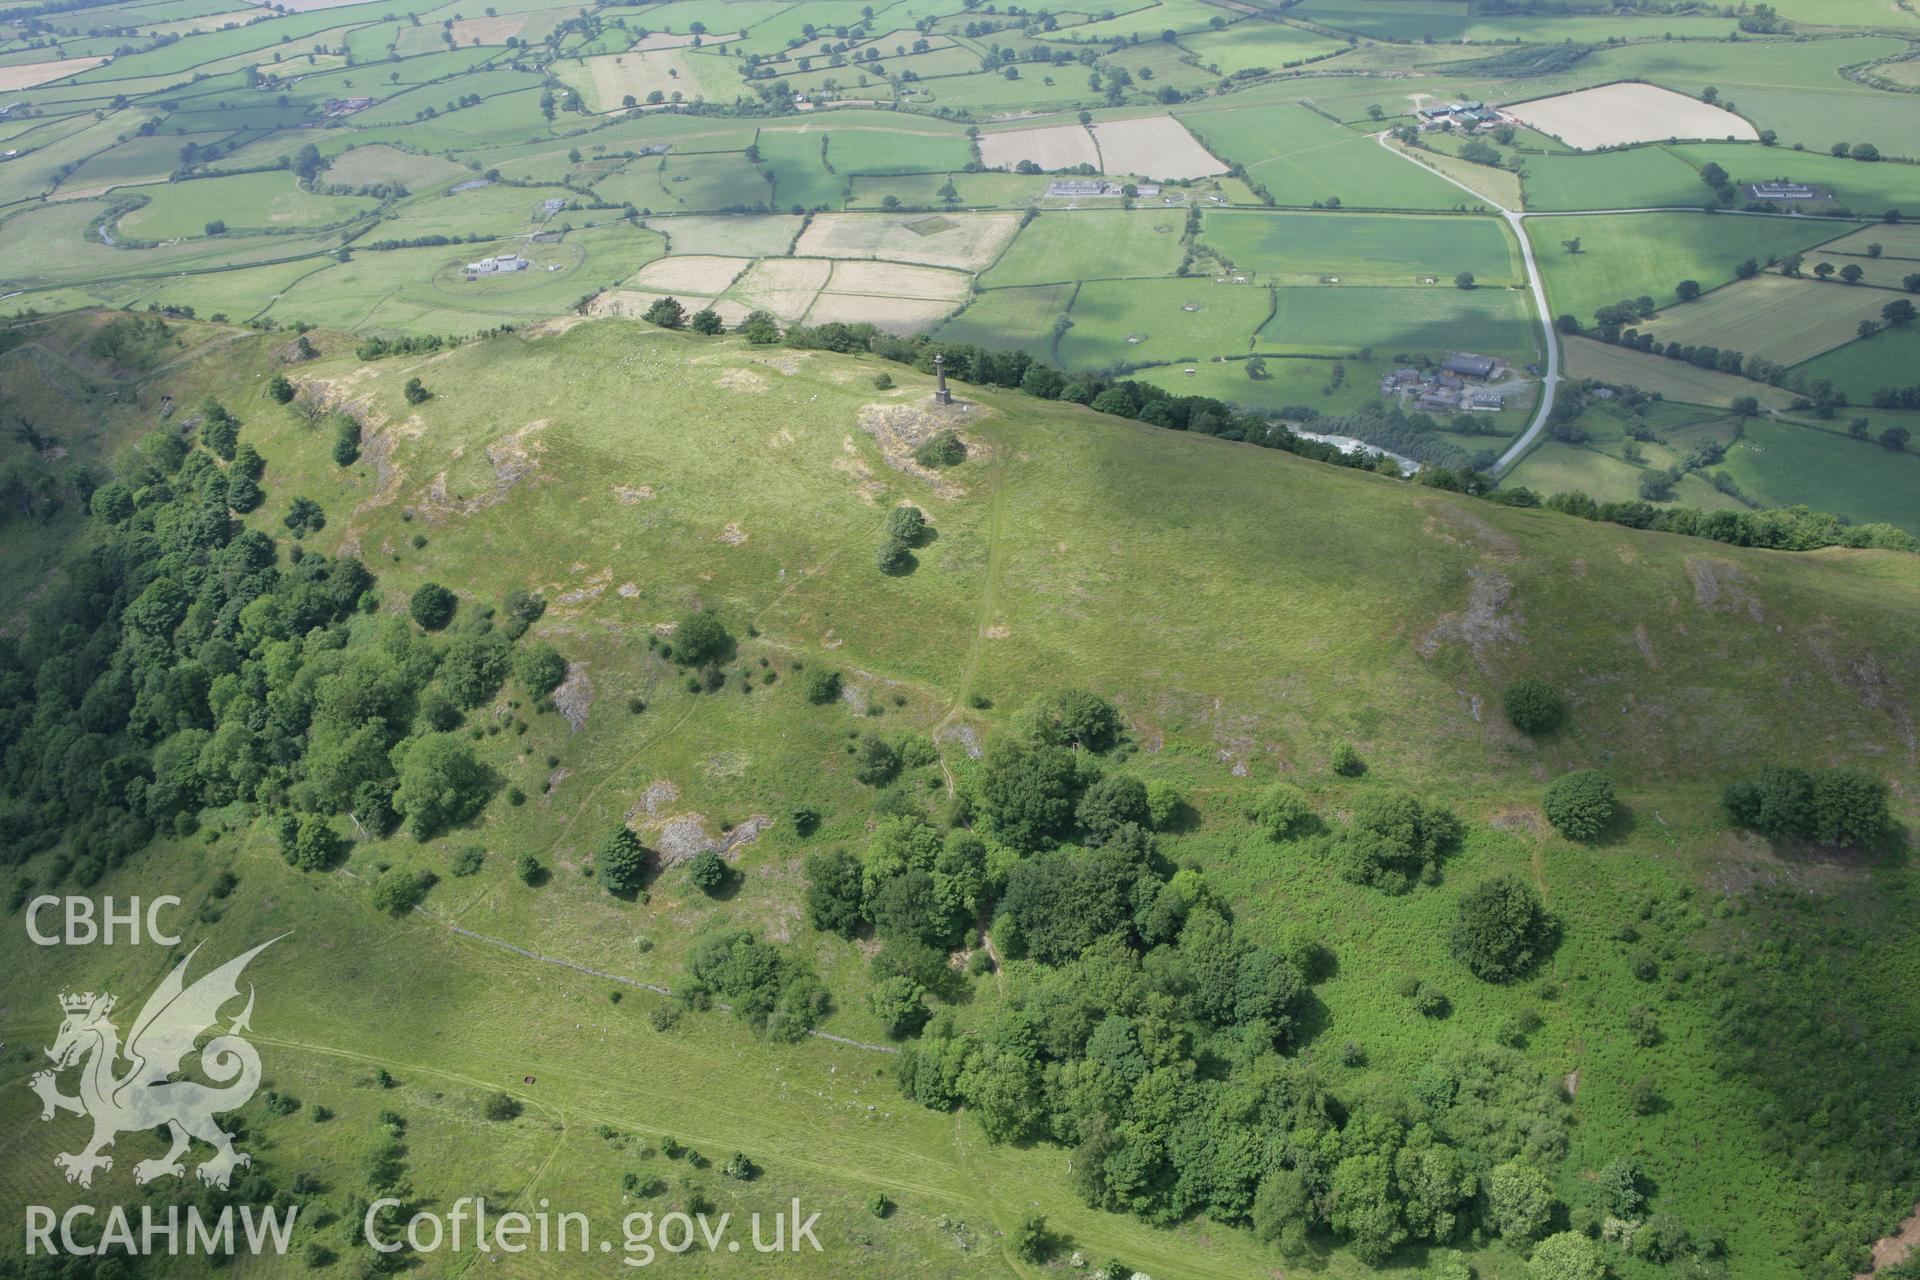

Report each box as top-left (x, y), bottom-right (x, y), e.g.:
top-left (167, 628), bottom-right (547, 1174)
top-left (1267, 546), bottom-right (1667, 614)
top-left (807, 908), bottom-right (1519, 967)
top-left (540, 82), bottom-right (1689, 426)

top-left (819, 124), bottom-right (973, 176)
top-left (1526, 212), bottom-right (1848, 326)
top-left (643, 212), bottom-right (804, 256)
top-left (114, 171), bottom-right (380, 239)
top-left (60, 3), bottom-right (390, 80)
top-left (52, 128), bottom-right (233, 195)
top-left (902, 66), bottom-right (1097, 113)
top-left (1818, 222), bottom-right (1920, 259)
top-left (260, 222), bottom-right (664, 333)
top-left (368, 181), bottom-right (579, 241)
top-left (1793, 323), bottom-right (1920, 399)
top-left (1754, 0), bottom-right (1918, 21)
top-left (1718, 417), bottom-right (1920, 534)
top-left (1558, 335), bottom-right (1800, 410)
top-left (1290, 0), bottom-right (1738, 41)
top-left (1260, 284), bottom-right (1540, 361)
top-left (1200, 209), bottom-right (1520, 285)
top-left (1177, 22), bottom-right (1347, 75)
top-left (1518, 147), bottom-right (1708, 212)
top-left (1176, 102), bottom-right (1474, 210)
top-left (1132, 351), bottom-right (1395, 416)
top-left (0, 108), bottom-right (163, 208)
top-left (1039, 0), bottom-right (1224, 38)
top-left (1089, 39), bottom-right (1220, 95)
top-left (87, 254), bottom-right (341, 320)
top-left (0, 201), bottom-right (344, 289)
top-left (1667, 143), bottom-right (1920, 217)
top-left (1387, 138), bottom-right (1522, 210)
top-left (325, 143), bottom-right (470, 189)
top-left (932, 282), bottom-right (1075, 359)
top-left (755, 128), bottom-right (847, 212)
top-left (1642, 273), bottom-right (1895, 366)
top-left (980, 209), bottom-right (1187, 287)
top-left (845, 171), bottom-right (1054, 209)
top-left (1502, 436), bottom-right (1746, 512)
top-left (599, 151), bottom-right (772, 214)
top-left (1792, 252), bottom-right (1920, 288)
top-left (1058, 277), bottom-right (1274, 366)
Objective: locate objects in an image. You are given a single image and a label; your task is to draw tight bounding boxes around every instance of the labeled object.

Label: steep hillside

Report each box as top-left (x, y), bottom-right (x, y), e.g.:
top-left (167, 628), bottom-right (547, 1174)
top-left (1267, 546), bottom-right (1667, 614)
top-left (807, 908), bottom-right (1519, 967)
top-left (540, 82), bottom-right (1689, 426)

top-left (1, 312), bottom-right (1915, 1280)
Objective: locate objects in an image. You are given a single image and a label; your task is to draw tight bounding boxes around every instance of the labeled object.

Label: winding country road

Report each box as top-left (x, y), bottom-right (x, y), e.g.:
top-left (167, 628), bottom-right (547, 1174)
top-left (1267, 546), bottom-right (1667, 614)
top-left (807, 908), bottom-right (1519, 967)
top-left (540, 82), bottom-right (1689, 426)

top-left (1374, 132), bottom-right (1557, 474)
top-left (1374, 133), bottom-right (1881, 476)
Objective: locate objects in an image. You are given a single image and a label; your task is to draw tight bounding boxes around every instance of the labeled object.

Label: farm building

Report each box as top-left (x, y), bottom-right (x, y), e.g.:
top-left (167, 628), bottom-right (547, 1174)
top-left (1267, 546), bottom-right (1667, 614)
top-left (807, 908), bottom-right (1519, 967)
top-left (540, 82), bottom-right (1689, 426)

top-left (465, 254), bottom-right (529, 277)
top-left (322, 97), bottom-right (373, 118)
top-left (1746, 181), bottom-right (1822, 200)
top-left (1416, 101), bottom-right (1496, 131)
top-left (1443, 352), bottom-right (1501, 379)
top-left (1469, 391), bottom-right (1504, 411)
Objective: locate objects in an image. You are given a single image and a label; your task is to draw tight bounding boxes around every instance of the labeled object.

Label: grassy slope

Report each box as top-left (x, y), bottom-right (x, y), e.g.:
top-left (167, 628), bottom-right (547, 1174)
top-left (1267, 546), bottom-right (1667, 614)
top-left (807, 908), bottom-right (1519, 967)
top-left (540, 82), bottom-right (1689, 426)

top-left (3, 314), bottom-right (1919, 1279)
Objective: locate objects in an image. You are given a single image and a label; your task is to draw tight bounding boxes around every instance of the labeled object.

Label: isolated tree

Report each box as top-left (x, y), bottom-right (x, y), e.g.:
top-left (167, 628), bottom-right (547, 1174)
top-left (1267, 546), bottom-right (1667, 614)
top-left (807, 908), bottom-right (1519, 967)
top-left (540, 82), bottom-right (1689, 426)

top-left (884, 505), bottom-right (926, 544)
top-left (737, 309), bottom-right (781, 344)
top-left (1451, 875), bottom-right (1552, 982)
top-left (1560, 237), bottom-right (1582, 254)
top-left (672, 610), bottom-right (731, 665)
top-left (371, 868), bottom-right (435, 914)
top-left (875, 537), bottom-right (912, 573)
top-left (1504, 678), bottom-right (1565, 735)
top-left (1813, 261), bottom-right (1835, 280)
top-left (643, 296), bottom-right (686, 329)
top-left (687, 850), bottom-right (728, 894)
top-left (1839, 263), bottom-right (1864, 285)
top-left (689, 307), bottom-right (723, 334)
top-left (1882, 298), bottom-right (1915, 326)
top-left (597, 826), bottom-right (651, 894)
top-left (268, 374), bottom-right (295, 403)
top-left (1543, 770), bottom-right (1616, 840)
top-left (1454, 271), bottom-right (1476, 290)
top-left (410, 582), bottom-right (457, 630)
top-left (403, 377), bottom-right (431, 404)
top-left (1881, 426), bottom-right (1911, 452)
top-left (853, 734), bottom-right (901, 786)
top-left (803, 667), bottom-right (842, 704)
top-left (1675, 279), bottom-right (1701, 302)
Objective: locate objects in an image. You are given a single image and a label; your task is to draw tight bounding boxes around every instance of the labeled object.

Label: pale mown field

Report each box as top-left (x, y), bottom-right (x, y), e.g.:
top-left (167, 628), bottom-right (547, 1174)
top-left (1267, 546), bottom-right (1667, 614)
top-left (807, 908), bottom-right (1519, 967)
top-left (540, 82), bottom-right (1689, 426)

top-left (1506, 83), bottom-right (1759, 148)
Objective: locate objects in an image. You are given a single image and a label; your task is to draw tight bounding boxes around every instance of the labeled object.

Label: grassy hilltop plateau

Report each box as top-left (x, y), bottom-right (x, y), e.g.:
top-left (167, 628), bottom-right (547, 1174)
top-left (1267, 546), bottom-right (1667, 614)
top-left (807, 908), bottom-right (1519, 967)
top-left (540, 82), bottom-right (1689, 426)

top-left (2, 0), bottom-right (1920, 1278)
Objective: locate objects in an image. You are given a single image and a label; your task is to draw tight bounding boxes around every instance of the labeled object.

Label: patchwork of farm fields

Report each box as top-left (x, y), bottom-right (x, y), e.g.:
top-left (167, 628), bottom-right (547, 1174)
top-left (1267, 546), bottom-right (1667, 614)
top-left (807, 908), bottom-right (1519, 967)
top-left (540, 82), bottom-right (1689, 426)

top-left (1641, 273), bottom-right (1896, 366)
top-left (0, 0), bottom-right (1912, 531)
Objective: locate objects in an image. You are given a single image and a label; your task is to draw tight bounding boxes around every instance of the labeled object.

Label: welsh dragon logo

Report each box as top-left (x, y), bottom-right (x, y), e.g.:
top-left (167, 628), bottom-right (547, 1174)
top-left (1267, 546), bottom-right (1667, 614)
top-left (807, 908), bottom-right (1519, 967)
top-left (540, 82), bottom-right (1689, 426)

top-left (31, 937), bottom-right (280, 1190)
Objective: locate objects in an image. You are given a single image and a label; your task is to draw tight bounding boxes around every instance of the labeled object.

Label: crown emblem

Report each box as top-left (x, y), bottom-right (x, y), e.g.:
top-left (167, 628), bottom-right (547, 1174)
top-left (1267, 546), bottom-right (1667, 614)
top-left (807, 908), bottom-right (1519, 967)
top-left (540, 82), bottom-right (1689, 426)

top-left (60, 992), bottom-right (113, 1015)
